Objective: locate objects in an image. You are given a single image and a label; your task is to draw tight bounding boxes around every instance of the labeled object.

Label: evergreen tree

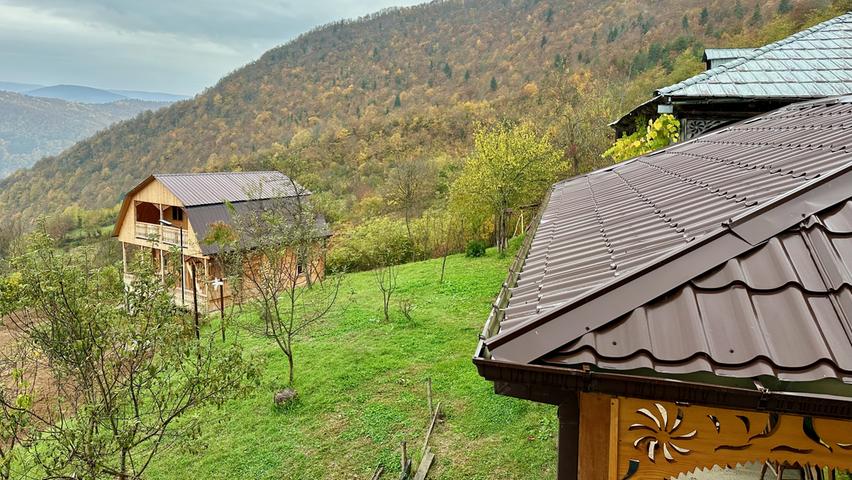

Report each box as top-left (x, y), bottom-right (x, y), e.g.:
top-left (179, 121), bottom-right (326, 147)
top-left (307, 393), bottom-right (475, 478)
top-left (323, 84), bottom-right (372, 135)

top-left (778, 0), bottom-right (792, 14)
top-left (749, 4), bottom-right (762, 26)
top-left (490, 76), bottom-right (498, 91)
top-left (681, 15), bottom-right (689, 30)
top-left (443, 63), bottom-right (452, 78)
top-left (699, 7), bottom-right (709, 26)
top-left (733, 0), bottom-right (745, 19)
top-left (394, 93), bottom-right (401, 107)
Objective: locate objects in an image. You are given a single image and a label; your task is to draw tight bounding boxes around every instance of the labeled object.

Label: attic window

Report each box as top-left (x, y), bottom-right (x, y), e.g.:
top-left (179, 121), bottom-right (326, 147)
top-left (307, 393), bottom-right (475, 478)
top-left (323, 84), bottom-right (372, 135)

top-left (172, 208), bottom-right (184, 221)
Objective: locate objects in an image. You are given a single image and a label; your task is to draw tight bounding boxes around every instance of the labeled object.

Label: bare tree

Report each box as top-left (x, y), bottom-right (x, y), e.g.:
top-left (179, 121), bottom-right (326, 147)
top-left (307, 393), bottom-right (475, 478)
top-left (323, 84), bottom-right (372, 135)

top-left (226, 178), bottom-right (341, 387)
top-left (374, 260), bottom-right (398, 322)
top-left (383, 156), bottom-right (437, 241)
top-left (0, 230), bottom-right (257, 480)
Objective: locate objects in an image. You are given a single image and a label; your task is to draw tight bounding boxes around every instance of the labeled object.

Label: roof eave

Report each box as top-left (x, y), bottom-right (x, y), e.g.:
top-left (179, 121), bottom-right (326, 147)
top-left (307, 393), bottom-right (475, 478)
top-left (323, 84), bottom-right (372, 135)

top-left (473, 357), bottom-right (852, 419)
top-left (111, 175), bottom-right (157, 237)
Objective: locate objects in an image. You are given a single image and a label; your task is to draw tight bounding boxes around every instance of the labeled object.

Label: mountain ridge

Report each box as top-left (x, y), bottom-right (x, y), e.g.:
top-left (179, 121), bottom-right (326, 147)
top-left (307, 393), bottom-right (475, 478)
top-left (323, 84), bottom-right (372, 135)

top-left (0, 91), bottom-right (169, 178)
top-left (0, 0), bottom-right (840, 226)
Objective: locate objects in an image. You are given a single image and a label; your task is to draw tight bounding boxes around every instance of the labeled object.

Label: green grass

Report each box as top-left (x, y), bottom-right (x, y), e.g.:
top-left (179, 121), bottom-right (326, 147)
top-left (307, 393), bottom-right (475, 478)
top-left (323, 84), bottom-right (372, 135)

top-left (145, 247), bottom-right (556, 479)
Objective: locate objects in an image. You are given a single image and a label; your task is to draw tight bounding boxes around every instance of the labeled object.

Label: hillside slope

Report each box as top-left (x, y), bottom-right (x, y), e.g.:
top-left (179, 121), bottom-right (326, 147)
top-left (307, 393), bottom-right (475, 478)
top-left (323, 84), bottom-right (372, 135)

top-left (0, 92), bottom-right (169, 178)
top-left (0, 0), bottom-right (838, 225)
top-left (145, 248), bottom-right (556, 480)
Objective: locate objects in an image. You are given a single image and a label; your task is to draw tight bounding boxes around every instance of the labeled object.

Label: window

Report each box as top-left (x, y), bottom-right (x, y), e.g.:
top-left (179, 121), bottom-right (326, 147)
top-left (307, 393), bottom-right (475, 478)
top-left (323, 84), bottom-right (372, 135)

top-left (172, 208), bottom-right (184, 221)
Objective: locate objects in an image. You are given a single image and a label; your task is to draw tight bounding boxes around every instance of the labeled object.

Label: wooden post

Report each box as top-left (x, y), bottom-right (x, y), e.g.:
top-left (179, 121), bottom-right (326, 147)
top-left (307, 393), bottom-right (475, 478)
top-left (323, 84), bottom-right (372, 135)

top-left (203, 258), bottom-right (209, 297)
top-left (426, 378), bottom-right (433, 415)
top-left (121, 242), bottom-right (128, 277)
top-left (158, 206), bottom-right (165, 282)
top-left (191, 262), bottom-right (200, 341)
top-left (558, 394), bottom-right (580, 480)
top-left (578, 393), bottom-right (612, 480)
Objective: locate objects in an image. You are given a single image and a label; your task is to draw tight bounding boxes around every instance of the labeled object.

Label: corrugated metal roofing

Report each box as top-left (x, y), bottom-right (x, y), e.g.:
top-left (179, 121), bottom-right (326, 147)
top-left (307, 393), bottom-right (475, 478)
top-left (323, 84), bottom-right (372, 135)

top-left (659, 12), bottom-right (852, 99)
top-left (188, 199), bottom-right (330, 255)
top-left (487, 96), bottom-right (852, 386)
top-left (155, 171), bottom-right (304, 207)
top-left (543, 203), bottom-right (852, 383)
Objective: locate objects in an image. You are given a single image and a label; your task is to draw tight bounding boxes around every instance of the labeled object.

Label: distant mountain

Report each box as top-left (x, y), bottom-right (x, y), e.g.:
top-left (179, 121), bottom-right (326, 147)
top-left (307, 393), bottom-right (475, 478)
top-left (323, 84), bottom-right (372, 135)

top-left (0, 91), bottom-right (168, 178)
top-left (108, 89), bottom-right (190, 102)
top-left (0, 81), bottom-right (43, 93)
top-left (25, 85), bottom-right (127, 104)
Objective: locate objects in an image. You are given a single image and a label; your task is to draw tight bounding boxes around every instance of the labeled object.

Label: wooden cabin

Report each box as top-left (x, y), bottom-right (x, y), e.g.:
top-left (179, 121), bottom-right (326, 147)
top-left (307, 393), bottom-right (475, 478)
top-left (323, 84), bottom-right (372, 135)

top-left (112, 171), bottom-right (330, 313)
top-left (610, 12), bottom-right (852, 140)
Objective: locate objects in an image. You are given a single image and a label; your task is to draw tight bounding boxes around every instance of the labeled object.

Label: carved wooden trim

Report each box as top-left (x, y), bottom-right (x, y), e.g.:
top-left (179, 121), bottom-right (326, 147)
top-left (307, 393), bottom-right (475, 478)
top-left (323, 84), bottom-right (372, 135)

top-left (682, 118), bottom-right (728, 139)
top-left (604, 394), bottom-right (852, 479)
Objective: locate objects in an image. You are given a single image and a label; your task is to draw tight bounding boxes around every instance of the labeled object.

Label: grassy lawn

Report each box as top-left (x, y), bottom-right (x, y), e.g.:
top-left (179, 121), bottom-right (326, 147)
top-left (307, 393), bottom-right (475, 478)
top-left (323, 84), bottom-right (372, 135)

top-left (145, 247), bottom-right (557, 479)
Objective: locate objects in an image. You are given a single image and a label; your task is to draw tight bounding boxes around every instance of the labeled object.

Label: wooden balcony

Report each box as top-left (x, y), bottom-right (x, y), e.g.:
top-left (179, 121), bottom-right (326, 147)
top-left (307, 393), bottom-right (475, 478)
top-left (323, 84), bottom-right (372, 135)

top-left (134, 221), bottom-right (184, 247)
top-left (123, 272), bottom-right (210, 312)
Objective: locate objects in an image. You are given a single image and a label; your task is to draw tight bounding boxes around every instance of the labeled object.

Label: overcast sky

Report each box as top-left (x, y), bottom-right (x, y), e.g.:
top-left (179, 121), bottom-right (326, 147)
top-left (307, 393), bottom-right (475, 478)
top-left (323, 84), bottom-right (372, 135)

top-left (0, 0), bottom-right (423, 95)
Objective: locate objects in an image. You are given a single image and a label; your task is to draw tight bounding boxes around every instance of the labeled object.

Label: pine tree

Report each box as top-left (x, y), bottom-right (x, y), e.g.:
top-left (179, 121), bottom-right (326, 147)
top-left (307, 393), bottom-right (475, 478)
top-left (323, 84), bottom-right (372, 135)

top-left (778, 0), bottom-right (792, 14)
top-left (749, 4), bottom-right (762, 26)
top-left (394, 93), bottom-right (401, 108)
top-left (733, 0), bottom-right (745, 19)
top-left (490, 76), bottom-right (498, 91)
top-left (699, 7), bottom-right (709, 26)
top-left (442, 63), bottom-right (452, 78)
top-left (681, 15), bottom-right (689, 30)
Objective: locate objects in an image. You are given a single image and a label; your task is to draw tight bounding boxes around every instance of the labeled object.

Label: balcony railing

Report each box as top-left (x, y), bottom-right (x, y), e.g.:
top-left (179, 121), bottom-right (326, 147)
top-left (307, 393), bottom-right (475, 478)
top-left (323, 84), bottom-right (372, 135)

top-left (134, 221), bottom-right (184, 247)
top-left (124, 272), bottom-right (209, 311)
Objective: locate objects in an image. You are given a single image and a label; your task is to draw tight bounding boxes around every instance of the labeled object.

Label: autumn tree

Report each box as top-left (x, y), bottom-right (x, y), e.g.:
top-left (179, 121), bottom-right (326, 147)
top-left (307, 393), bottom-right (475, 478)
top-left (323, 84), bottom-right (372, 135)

top-left (0, 230), bottom-right (257, 480)
top-left (543, 70), bottom-right (617, 176)
top-left (382, 156), bottom-right (437, 241)
top-left (602, 114), bottom-right (680, 162)
top-left (450, 122), bottom-right (563, 252)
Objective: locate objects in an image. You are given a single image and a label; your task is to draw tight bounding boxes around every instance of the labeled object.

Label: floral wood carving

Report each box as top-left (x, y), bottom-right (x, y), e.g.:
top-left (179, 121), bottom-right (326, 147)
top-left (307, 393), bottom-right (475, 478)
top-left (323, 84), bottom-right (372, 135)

top-left (611, 396), bottom-right (852, 480)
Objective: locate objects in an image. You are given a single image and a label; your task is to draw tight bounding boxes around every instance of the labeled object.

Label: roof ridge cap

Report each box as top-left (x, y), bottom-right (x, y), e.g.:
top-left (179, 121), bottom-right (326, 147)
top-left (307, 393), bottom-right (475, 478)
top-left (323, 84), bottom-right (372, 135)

top-left (658, 12), bottom-right (851, 96)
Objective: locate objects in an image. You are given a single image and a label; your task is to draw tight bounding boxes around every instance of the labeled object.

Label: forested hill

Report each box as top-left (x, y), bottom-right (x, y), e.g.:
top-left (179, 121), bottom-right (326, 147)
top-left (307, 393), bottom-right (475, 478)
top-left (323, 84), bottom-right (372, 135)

top-left (0, 92), bottom-right (168, 179)
top-left (0, 0), bottom-right (842, 226)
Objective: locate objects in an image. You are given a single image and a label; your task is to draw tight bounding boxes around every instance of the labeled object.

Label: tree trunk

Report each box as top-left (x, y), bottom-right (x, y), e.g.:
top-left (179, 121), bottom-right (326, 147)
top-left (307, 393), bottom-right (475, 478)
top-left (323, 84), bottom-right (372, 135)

top-left (287, 351), bottom-right (294, 385)
top-left (383, 288), bottom-right (391, 322)
top-left (440, 254), bottom-right (448, 284)
top-left (404, 210), bottom-right (413, 246)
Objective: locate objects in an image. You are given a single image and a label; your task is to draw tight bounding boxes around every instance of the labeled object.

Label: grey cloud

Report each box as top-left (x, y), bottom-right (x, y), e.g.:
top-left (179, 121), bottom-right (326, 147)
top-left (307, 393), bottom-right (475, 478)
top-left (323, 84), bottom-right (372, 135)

top-left (0, 0), bottom-right (422, 94)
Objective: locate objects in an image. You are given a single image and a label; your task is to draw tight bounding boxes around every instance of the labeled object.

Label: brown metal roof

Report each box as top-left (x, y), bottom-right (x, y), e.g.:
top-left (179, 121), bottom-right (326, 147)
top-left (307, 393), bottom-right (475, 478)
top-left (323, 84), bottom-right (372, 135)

top-left (544, 201), bottom-right (852, 383)
top-left (188, 200), bottom-right (330, 255)
top-left (481, 96), bottom-right (852, 391)
top-left (154, 171), bottom-right (304, 207)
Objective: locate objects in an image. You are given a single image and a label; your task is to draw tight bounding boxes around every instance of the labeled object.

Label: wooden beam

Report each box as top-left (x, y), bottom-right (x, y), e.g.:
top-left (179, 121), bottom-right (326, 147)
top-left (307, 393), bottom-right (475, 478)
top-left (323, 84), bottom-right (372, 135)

top-left (121, 242), bottom-right (128, 276)
top-left (607, 398), bottom-right (619, 480)
top-left (557, 393), bottom-right (580, 480)
top-left (578, 393), bottom-right (612, 480)
top-left (412, 447), bottom-right (434, 480)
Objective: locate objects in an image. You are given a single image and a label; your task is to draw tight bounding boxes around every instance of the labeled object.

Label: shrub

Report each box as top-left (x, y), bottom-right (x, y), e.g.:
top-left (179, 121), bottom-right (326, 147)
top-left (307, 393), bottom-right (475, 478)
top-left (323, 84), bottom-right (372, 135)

top-left (327, 216), bottom-right (414, 271)
top-left (465, 240), bottom-right (487, 257)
